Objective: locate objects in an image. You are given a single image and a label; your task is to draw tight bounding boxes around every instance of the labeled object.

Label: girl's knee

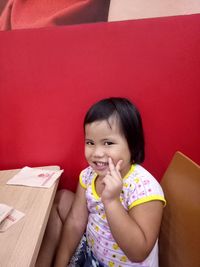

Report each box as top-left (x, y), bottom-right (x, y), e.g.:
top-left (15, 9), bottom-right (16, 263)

top-left (55, 189), bottom-right (75, 223)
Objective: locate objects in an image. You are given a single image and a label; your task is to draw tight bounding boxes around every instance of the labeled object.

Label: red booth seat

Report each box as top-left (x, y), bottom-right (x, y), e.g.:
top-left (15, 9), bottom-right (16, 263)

top-left (0, 14), bottom-right (199, 191)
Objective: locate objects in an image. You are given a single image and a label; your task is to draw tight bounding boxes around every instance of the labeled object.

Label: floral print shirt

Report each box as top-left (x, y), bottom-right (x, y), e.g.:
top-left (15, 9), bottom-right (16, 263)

top-left (79, 164), bottom-right (165, 267)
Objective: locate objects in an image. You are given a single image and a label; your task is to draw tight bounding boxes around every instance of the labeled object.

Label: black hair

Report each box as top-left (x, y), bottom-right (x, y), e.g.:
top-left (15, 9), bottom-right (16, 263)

top-left (84, 97), bottom-right (145, 163)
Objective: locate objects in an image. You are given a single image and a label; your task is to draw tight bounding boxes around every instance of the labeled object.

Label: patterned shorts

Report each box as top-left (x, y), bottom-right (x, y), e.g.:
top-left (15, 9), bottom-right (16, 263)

top-left (68, 234), bottom-right (105, 267)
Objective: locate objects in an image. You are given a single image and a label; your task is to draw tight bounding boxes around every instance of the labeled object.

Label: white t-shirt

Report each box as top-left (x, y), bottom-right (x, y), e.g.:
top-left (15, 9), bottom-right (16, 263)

top-left (80, 164), bottom-right (166, 267)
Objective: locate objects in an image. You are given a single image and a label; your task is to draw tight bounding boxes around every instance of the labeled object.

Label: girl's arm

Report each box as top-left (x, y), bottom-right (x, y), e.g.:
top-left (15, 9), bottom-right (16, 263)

top-left (104, 198), bottom-right (163, 262)
top-left (54, 183), bottom-right (88, 267)
top-left (102, 158), bottom-right (163, 262)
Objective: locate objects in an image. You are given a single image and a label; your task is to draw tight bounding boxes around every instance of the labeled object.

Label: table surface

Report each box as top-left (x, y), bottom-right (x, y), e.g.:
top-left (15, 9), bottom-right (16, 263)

top-left (0, 166), bottom-right (60, 267)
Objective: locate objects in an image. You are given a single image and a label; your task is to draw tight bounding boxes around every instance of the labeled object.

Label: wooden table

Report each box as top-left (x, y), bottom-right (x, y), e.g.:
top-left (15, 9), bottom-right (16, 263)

top-left (0, 166), bottom-right (60, 267)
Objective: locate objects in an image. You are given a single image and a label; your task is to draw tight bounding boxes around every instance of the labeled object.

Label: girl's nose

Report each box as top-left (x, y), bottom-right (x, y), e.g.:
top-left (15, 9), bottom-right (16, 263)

top-left (93, 146), bottom-right (104, 157)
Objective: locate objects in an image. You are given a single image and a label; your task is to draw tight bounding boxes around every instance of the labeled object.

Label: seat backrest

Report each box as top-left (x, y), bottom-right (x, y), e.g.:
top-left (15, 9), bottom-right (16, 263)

top-left (159, 151), bottom-right (200, 267)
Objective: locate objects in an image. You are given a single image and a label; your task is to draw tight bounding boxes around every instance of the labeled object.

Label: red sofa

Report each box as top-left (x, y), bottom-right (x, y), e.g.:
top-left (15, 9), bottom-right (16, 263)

top-left (0, 14), bottom-right (200, 191)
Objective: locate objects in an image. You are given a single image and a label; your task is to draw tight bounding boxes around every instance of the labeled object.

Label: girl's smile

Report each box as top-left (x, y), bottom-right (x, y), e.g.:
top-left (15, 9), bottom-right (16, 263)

top-left (94, 161), bottom-right (108, 168)
top-left (84, 116), bottom-right (132, 178)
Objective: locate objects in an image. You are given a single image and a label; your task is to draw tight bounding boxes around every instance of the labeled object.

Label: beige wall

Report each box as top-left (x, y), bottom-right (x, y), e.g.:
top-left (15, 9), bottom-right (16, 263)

top-left (108, 0), bottom-right (200, 21)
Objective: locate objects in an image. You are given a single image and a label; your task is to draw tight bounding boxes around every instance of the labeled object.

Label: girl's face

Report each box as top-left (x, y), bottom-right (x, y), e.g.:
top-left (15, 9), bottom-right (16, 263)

top-left (84, 116), bottom-right (132, 178)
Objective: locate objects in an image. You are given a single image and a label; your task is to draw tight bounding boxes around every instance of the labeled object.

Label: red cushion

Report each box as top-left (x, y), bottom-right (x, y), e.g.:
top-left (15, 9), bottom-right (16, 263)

top-left (0, 15), bottom-right (200, 191)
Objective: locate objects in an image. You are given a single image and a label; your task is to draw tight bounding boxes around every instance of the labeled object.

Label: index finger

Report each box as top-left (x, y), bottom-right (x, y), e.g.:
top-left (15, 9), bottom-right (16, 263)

top-left (108, 157), bottom-right (115, 172)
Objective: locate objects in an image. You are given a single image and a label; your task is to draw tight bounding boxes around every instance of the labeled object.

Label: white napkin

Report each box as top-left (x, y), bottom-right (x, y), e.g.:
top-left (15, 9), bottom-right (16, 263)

top-left (0, 206), bottom-right (25, 232)
top-left (7, 166), bottom-right (63, 188)
top-left (0, 203), bottom-right (14, 224)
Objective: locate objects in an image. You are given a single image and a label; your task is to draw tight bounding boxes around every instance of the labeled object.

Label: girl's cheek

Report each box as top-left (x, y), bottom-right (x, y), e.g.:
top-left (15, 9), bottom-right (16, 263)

top-left (84, 150), bottom-right (89, 159)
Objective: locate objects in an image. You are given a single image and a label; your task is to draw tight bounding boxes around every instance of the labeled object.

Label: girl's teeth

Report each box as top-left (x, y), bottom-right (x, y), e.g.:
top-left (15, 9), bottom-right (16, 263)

top-left (96, 162), bottom-right (106, 166)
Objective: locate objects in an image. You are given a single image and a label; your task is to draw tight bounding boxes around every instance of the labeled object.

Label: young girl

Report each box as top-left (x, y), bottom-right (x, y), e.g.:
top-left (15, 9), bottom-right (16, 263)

top-left (54, 97), bottom-right (165, 267)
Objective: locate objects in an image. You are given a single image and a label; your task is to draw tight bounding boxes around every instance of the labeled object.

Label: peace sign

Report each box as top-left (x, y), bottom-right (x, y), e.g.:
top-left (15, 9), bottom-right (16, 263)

top-left (101, 158), bottom-right (123, 204)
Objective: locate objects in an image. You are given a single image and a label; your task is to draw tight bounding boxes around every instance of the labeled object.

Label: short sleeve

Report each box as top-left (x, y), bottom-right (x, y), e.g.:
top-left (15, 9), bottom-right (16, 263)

top-left (126, 166), bottom-right (166, 209)
top-left (79, 166), bottom-right (94, 189)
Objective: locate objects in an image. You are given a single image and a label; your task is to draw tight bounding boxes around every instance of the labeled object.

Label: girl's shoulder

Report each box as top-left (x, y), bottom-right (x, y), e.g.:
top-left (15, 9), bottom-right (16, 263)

top-left (123, 164), bottom-right (166, 208)
top-left (125, 164), bottom-right (160, 185)
top-left (79, 166), bottom-right (96, 189)
top-left (124, 164), bottom-right (165, 195)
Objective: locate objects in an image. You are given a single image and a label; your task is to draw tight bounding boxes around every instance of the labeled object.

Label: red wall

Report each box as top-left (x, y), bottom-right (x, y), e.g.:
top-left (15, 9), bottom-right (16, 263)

top-left (0, 15), bottom-right (200, 191)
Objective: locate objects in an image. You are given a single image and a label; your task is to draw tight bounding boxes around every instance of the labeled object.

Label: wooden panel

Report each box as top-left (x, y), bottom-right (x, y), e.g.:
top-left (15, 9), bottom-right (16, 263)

top-left (159, 152), bottom-right (200, 267)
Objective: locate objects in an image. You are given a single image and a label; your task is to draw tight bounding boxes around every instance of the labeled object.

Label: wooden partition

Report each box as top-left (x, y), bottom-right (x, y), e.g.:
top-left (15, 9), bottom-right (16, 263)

top-left (159, 152), bottom-right (200, 267)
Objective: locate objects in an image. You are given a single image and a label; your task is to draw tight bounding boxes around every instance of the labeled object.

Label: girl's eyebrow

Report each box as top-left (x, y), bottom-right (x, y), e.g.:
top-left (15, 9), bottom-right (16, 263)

top-left (101, 137), bottom-right (115, 141)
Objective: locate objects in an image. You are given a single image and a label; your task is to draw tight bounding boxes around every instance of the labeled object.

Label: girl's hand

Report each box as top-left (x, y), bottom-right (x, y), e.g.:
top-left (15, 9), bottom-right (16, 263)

top-left (101, 158), bottom-right (123, 204)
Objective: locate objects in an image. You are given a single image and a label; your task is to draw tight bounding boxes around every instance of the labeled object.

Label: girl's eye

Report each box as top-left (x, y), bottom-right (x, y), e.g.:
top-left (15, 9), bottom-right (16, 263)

top-left (104, 141), bottom-right (114, 146)
top-left (86, 141), bottom-right (94, 145)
